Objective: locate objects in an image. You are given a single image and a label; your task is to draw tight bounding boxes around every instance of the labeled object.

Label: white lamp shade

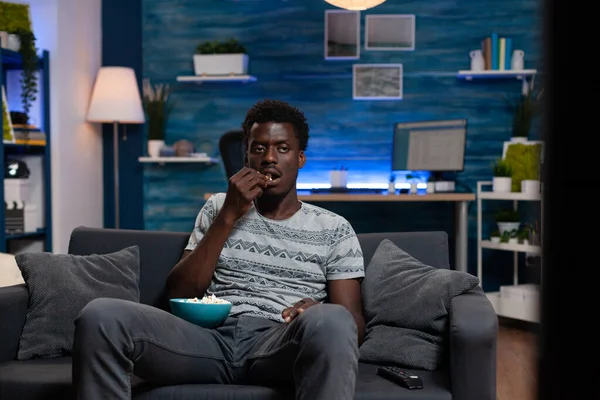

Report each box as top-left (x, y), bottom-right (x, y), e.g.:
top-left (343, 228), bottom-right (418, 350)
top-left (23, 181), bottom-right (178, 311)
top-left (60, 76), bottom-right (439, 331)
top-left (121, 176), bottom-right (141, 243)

top-left (87, 67), bottom-right (145, 124)
top-left (324, 0), bottom-right (387, 10)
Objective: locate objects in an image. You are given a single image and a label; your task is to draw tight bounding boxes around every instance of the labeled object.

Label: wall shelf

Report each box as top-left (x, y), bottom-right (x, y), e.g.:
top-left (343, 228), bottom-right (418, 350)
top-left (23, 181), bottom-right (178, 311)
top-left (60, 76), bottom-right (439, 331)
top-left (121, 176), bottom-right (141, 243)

top-left (138, 156), bottom-right (219, 164)
top-left (176, 75), bottom-right (257, 84)
top-left (457, 69), bottom-right (537, 80)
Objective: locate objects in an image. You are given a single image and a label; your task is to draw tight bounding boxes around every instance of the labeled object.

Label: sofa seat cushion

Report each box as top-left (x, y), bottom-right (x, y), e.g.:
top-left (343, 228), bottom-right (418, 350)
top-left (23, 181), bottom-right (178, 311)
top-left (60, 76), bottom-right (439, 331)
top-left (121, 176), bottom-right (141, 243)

top-left (355, 363), bottom-right (451, 400)
top-left (0, 357), bottom-right (73, 399)
top-left (0, 360), bottom-right (451, 400)
top-left (133, 383), bottom-right (290, 400)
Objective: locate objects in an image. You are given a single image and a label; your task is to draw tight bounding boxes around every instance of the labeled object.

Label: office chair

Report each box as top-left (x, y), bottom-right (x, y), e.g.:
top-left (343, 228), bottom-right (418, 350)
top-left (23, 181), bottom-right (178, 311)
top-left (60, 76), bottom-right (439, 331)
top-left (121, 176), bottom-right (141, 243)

top-left (219, 130), bottom-right (245, 180)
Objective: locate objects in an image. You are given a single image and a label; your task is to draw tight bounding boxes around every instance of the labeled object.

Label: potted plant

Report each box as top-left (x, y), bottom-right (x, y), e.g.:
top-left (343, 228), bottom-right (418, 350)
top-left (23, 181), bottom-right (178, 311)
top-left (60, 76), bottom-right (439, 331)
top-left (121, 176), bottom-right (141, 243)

top-left (491, 158), bottom-right (512, 192)
top-left (505, 85), bottom-right (543, 142)
top-left (193, 38), bottom-right (248, 76)
top-left (142, 79), bottom-right (175, 157)
top-left (0, 2), bottom-right (39, 131)
top-left (495, 208), bottom-right (520, 235)
top-left (507, 229), bottom-right (519, 245)
top-left (490, 229), bottom-right (500, 243)
top-left (517, 228), bottom-right (529, 245)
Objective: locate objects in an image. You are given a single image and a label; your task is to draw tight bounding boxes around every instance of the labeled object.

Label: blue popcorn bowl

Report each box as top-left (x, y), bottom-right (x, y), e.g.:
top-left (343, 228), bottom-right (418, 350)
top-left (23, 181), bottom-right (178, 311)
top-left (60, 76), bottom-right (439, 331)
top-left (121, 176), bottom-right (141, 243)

top-left (169, 298), bottom-right (232, 328)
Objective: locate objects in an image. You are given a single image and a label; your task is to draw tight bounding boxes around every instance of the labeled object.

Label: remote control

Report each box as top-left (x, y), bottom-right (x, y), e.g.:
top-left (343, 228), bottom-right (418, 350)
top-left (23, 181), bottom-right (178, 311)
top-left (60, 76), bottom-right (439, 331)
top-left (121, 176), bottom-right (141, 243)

top-left (377, 366), bottom-right (423, 390)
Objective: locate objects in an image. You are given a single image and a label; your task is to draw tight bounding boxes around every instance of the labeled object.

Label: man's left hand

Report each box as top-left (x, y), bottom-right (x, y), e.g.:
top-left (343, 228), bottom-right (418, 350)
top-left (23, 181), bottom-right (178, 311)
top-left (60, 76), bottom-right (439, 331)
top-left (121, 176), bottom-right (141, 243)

top-left (282, 298), bottom-right (319, 323)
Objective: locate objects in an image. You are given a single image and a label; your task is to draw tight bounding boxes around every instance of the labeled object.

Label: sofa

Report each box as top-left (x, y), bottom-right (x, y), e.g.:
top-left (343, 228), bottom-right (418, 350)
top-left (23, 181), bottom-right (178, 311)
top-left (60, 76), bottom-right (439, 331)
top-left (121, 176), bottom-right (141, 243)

top-left (0, 226), bottom-right (498, 400)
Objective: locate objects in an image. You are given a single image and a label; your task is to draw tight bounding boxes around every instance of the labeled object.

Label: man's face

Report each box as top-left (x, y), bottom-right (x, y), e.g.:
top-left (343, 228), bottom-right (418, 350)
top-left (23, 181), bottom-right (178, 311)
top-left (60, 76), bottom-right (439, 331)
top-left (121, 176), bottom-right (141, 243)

top-left (246, 122), bottom-right (305, 196)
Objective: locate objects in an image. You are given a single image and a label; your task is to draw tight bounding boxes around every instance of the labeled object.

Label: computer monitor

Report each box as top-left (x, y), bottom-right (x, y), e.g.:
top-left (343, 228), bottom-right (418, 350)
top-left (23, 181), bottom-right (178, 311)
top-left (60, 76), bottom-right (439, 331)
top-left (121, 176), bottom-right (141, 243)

top-left (392, 119), bottom-right (467, 172)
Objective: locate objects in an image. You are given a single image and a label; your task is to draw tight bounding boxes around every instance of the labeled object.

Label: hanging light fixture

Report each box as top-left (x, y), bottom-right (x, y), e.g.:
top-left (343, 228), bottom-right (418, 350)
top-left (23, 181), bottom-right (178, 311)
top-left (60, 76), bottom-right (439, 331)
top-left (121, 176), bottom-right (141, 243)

top-left (324, 0), bottom-right (387, 11)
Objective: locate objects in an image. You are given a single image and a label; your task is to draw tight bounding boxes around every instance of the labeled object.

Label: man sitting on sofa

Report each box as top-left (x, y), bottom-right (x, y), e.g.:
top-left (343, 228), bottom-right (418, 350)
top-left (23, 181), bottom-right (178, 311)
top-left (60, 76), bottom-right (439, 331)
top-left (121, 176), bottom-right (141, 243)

top-left (72, 99), bottom-right (366, 400)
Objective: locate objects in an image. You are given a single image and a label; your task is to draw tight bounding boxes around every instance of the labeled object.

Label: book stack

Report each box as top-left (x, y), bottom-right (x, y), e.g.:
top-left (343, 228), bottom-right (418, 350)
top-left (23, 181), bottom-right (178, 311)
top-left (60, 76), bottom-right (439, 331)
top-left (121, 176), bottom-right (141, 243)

top-left (481, 33), bottom-right (513, 71)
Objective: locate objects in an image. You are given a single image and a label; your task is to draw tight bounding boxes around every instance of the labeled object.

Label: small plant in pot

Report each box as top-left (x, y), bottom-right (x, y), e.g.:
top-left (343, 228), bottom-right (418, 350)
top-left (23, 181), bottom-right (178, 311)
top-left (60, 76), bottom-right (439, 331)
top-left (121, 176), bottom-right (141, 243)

top-left (507, 229), bottom-right (519, 245)
top-left (495, 208), bottom-right (520, 235)
top-left (490, 229), bottom-right (501, 243)
top-left (142, 79), bottom-right (175, 158)
top-left (517, 228), bottom-right (529, 245)
top-left (193, 38), bottom-right (248, 76)
top-left (491, 158), bottom-right (513, 193)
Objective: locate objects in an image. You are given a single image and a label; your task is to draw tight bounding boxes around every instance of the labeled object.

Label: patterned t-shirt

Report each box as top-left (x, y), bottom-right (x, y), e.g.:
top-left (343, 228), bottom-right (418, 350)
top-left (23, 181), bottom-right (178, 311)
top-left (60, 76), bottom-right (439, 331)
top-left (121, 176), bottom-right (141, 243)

top-left (185, 192), bottom-right (365, 322)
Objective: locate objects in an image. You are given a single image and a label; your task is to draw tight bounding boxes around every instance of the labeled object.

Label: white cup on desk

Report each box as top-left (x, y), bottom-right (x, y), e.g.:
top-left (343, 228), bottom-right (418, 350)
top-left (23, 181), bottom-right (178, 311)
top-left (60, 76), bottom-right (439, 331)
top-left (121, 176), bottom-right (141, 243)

top-left (330, 169), bottom-right (348, 188)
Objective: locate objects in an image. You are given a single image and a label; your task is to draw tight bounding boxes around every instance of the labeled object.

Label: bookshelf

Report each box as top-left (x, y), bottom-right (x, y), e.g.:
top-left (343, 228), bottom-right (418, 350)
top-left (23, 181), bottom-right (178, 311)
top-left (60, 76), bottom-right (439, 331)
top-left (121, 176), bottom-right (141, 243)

top-left (0, 48), bottom-right (52, 253)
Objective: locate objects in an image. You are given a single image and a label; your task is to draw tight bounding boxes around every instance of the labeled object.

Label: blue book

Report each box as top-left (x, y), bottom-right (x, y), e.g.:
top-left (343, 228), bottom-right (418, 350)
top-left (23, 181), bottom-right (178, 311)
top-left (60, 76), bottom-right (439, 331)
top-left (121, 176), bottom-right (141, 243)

top-left (504, 38), bottom-right (512, 69)
top-left (491, 32), bottom-right (498, 70)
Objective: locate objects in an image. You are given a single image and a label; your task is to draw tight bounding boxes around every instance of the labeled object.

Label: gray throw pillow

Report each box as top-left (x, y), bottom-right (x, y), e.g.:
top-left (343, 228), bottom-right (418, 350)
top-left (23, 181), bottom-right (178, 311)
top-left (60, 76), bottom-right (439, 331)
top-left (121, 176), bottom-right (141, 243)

top-left (15, 246), bottom-right (140, 360)
top-left (359, 239), bottom-right (479, 370)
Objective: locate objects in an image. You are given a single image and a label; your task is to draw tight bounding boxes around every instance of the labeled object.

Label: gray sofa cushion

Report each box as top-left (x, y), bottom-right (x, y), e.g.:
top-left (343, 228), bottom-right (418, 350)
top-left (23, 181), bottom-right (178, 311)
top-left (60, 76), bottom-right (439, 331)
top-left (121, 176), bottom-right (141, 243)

top-left (359, 239), bottom-right (479, 371)
top-left (14, 246), bottom-right (140, 360)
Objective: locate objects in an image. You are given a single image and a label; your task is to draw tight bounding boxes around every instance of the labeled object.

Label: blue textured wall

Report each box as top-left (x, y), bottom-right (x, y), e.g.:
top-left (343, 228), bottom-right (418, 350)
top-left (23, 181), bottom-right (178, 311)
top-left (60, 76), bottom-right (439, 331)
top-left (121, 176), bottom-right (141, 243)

top-left (141, 0), bottom-right (543, 282)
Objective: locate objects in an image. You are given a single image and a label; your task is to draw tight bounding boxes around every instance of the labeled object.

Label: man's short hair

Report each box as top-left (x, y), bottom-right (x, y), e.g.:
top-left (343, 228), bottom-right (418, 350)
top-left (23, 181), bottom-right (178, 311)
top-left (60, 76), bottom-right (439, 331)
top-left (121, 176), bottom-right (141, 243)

top-left (241, 99), bottom-right (309, 151)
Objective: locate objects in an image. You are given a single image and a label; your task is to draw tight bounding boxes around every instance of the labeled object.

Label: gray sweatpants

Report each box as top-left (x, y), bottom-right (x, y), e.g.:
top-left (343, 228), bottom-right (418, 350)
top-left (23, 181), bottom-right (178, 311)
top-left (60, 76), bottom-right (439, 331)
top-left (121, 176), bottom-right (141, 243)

top-left (71, 298), bottom-right (359, 400)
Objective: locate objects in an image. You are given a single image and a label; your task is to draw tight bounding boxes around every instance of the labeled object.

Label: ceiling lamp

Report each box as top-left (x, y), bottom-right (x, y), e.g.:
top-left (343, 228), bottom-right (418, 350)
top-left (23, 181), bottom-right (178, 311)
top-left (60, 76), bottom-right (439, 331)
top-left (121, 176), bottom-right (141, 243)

top-left (324, 0), bottom-right (387, 10)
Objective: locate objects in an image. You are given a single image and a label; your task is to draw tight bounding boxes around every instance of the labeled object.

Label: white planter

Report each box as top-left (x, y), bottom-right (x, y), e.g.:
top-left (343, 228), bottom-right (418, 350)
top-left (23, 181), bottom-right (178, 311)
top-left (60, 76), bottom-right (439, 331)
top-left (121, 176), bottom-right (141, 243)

top-left (147, 140), bottom-right (165, 158)
top-left (508, 238), bottom-right (518, 245)
top-left (490, 236), bottom-right (500, 243)
top-left (193, 54), bottom-right (248, 76)
top-left (410, 183), bottom-right (418, 194)
top-left (426, 182), bottom-right (435, 193)
top-left (492, 176), bottom-right (512, 192)
top-left (497, 222), bottom-right (520, 235)
top-left (521, 179), bottom-right (540, 194)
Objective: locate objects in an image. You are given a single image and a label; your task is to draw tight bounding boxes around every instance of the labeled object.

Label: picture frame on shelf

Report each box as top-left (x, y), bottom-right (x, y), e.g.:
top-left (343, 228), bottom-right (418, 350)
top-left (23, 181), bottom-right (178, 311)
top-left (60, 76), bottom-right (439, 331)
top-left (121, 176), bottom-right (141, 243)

top-left (324, 9), bottom-right (360, 60)
top-left (365, 14), bottom-right (416, 51)
top-left (353, 64), bottom-right (403, 100)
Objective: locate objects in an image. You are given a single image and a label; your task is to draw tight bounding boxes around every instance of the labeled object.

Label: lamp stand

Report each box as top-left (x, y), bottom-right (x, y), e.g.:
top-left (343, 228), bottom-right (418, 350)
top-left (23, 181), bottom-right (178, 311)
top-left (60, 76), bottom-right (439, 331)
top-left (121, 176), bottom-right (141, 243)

top-left (113, 121), bottom-right (120, 229)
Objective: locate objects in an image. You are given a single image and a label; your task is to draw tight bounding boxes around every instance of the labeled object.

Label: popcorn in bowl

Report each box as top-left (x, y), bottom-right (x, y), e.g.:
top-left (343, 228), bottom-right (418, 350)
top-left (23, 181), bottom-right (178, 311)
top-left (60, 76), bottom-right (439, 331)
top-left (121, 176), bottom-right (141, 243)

top-left (186, 294), bottom-right (230, 304)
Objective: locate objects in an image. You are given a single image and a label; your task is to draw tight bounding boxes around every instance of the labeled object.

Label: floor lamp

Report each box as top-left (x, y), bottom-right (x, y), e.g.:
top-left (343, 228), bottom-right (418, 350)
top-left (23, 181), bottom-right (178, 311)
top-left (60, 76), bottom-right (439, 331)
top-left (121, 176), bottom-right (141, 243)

top-left (86, 67), bottom-right (145, 229)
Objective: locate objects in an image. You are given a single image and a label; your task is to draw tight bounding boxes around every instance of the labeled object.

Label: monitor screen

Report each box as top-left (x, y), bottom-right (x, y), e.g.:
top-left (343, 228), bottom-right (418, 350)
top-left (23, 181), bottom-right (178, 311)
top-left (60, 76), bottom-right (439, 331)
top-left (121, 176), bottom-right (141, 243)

top-left (392, 119), bottom-right (467, 172)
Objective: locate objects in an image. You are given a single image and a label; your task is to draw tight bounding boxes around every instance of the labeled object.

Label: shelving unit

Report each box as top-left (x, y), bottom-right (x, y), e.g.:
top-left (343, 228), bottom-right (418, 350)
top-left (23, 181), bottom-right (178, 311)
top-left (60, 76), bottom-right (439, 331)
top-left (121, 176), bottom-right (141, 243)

top-left (0, 48), bottom-right (52, 253)
top-left (176, 75), bottom-right (257, 84)
top-left (476, 180), bottom-right (542, 323)
top-left (457, 69), bottom-right (537, 80)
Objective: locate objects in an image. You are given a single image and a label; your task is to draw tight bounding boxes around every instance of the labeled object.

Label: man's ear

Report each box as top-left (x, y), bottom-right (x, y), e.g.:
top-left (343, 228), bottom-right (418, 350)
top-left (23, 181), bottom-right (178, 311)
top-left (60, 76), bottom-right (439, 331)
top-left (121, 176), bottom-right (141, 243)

top-left (298, 151), bottom-right (306, 169)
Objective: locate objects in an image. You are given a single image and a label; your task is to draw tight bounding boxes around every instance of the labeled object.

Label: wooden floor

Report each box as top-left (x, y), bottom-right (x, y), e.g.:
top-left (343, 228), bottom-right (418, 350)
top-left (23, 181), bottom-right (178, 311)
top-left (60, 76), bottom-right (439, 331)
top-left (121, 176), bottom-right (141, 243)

top-left (496, 317), bottom-right (539, 400)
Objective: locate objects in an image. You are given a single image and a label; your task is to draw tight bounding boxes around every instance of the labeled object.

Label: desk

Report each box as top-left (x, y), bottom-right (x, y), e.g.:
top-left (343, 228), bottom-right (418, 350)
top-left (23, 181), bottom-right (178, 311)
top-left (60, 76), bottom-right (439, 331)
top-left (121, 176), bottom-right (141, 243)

top-left (203, 192), bottom-right (476, 272)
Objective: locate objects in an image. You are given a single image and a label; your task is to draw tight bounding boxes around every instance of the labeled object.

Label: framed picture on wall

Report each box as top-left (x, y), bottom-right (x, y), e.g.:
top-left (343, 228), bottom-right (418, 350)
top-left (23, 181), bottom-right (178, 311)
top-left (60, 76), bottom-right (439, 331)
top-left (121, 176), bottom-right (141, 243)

top-left (324, 10), bottom-right (360, 60)
top-left (353, 64), bottom-right (403, 100)
top-left (365, 14), bottom-right (416, 51)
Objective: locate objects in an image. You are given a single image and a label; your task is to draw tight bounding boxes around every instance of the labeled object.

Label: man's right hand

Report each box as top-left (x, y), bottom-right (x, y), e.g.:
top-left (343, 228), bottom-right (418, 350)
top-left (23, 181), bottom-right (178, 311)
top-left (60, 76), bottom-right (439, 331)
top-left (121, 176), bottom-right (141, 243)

top-left (220, 167), bottom-right (270, 224)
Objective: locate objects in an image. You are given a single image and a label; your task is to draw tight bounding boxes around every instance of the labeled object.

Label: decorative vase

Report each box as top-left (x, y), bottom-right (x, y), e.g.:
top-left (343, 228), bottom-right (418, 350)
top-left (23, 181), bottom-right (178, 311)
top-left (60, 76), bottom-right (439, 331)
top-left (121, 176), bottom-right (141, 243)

top-left (492, 176), bottom-right (511, 192)
top-left (148, 140), bottom-right (164, 158)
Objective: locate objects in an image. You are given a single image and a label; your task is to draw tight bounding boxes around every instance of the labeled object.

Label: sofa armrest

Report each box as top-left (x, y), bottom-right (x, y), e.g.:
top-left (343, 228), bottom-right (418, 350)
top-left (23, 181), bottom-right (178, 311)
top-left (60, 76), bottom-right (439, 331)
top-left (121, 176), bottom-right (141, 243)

top-left (449, 286), bottom-right (498, 400)
top-left (0, 284), bottom-right (28, 362)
